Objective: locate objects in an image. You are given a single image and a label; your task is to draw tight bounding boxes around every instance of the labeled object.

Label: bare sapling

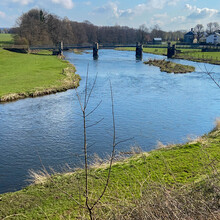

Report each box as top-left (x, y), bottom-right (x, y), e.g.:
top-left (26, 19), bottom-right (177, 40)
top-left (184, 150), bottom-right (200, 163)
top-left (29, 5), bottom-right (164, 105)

top-left (75, 68), bottom-right (117, 220)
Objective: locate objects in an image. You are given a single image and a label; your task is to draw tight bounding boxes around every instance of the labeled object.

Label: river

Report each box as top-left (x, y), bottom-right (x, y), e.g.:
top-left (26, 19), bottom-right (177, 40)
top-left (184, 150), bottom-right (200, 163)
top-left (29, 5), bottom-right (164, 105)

top-left (0, 49), bottom-right (220, 194)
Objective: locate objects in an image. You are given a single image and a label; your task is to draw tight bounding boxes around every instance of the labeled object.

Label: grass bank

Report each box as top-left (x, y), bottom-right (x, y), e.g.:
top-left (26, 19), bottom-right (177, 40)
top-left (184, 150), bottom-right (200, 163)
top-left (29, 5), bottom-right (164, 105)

top-left (116, 47), bottom-right (220, 65)
top-left (144, 59), bottom-right (195, 73)
top-left (175, 51), bottom-right (220, 65)
top-left (0, 34), bottom-right (14, 46)
top-left (116, 47), bottom-right (201, 56)
top-left (1, 125), bottom-right (220, 219)
top-left (0, 49), bottom-right (81, 102)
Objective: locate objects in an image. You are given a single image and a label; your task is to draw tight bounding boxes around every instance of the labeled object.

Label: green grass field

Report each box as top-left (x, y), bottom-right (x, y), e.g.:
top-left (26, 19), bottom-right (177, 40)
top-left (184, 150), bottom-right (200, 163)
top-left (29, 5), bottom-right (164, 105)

top-left (1, 125), bottom-right (219, 219)
top-left (0, 49), bottom-right (80, 101)
top-left (0, 33), bottom-right (14, 46)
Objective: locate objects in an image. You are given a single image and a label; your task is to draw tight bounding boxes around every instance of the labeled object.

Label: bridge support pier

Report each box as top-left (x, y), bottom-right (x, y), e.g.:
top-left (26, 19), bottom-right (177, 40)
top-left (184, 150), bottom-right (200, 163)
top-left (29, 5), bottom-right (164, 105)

top-left (167, 42), bottom-right (176, 58)
top-left (58, 41), bottom-right (63, 56)
top-left (93, 42), bottom-right (99, 58)
top-left (136, 42), bottom-right (143, 59)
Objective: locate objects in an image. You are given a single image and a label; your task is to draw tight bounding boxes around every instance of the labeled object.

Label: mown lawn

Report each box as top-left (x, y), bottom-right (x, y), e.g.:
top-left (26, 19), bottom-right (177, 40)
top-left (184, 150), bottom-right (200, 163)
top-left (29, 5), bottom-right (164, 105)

top-left (1, 127), bottom-right (219, 219)
top-left (0, 49), bottom-right (77, 100)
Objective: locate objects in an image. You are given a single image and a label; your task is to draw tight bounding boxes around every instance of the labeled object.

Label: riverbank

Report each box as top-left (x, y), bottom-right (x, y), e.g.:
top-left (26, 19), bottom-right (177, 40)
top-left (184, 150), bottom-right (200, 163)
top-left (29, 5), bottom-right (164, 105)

top-left (0, 49), bottom-right (81, 103)
top-left (144, 59), bottom-right (195, 73)
top-left (116, 47), bottom-right (220, 65)
top-left (1, 124), bottom-right (219, 219)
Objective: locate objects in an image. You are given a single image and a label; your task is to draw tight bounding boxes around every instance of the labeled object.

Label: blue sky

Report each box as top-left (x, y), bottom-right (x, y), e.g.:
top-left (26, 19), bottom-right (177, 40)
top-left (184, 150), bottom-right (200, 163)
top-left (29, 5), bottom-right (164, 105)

top-left (0, 0), bottom-right (220, 31)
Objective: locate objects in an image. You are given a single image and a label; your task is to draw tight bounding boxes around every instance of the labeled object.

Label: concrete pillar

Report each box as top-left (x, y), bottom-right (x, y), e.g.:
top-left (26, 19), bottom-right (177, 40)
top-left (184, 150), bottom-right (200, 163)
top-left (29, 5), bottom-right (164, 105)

top-left (93, 42), bottom-right (99, 58)
top-left (136, 42), bottom-right (143, 58)
top-left (172, 44), bottom-right (176, 56)
top-left (59, 41), bottom-right (63, 56)
top-left (167, 43), bottom-right (176, 58)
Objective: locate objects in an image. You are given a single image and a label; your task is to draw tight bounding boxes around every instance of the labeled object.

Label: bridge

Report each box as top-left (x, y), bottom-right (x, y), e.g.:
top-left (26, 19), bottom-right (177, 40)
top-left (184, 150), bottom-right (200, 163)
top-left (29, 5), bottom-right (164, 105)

top-left (4, 42), bottom-right (220, 59)
top-left (29, 42), bottom-right (144, 58)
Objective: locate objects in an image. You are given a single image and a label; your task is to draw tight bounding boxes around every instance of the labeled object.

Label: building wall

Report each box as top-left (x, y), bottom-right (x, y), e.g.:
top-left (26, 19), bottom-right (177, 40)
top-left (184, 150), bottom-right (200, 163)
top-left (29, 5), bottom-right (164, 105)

top-left (206, 34), bottom-right (220, 44)
top-left (184, 34), bottom-right (194, 44)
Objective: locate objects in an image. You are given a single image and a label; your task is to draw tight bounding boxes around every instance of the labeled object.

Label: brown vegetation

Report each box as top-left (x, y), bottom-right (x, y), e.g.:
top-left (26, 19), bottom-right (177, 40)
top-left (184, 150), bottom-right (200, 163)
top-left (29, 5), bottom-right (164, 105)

top-left (144, 59), bottom-right (195, 73)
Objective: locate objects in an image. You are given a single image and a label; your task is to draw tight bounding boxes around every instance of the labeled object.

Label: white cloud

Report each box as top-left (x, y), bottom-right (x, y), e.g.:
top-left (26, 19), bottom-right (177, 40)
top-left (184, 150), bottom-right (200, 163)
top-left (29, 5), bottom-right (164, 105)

top-left (12, 0), bottom-right (33, 5)
top-left (94, 0), bottom-right (181, 20)
top-left (146, 0), bottom-right (180, 9)
top-left (51, 0), bottom-right (74, 9)
top-left (171, 16), bottom-right (186, 22)
top-left (94, 2), bottom-right (134, 18)
top-left (0, 11), bottom-right (6, 18)
top-left (185, 4), bottom-right (218, 20)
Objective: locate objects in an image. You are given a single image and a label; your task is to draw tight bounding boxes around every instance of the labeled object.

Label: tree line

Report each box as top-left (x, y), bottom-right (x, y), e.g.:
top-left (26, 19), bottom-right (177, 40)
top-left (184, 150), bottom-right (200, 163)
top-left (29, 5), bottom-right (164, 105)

top-left (12, 9), bottom-right (185, 46)
top-left (194, 22), bottom-right (220, 42)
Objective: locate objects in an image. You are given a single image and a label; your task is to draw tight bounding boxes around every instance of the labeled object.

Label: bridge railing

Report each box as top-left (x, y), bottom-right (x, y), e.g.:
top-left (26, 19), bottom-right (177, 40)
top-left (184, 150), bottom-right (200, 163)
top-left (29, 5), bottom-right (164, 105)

top-left (1, 44), bottom-right (29, 49)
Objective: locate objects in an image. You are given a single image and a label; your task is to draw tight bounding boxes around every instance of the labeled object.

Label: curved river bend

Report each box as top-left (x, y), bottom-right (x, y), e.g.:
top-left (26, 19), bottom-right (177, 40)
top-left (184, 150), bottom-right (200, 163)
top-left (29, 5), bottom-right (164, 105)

top-left (0, 50), bottom-right (220, 194)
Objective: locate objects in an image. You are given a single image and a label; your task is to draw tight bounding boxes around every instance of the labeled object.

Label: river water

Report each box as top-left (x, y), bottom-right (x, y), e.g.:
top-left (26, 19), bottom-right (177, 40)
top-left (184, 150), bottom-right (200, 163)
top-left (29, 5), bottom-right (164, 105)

top-left (0, 50), bottom-right (220, 194)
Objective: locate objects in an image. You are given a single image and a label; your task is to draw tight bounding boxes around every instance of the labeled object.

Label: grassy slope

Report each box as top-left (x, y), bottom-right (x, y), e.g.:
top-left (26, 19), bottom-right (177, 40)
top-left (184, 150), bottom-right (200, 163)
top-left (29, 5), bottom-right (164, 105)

top-left (1, 129), bottom-right (219, 219)
top-left (0, 49), bottom-right (80, 101)
top-left (0, 34), bottom-right (14, 46)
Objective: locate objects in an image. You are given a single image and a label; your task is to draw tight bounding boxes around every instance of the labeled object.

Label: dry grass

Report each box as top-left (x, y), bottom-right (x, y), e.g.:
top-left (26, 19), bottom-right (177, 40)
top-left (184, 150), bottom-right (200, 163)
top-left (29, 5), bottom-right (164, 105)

top-left (144, 59), bottom-right (195, 74)
top-left (28, 169), bottom-right (51, 185)
top-left (93, 161), bottom-right (220, 220)
top-left (215, 118), bottom-right (220, 130)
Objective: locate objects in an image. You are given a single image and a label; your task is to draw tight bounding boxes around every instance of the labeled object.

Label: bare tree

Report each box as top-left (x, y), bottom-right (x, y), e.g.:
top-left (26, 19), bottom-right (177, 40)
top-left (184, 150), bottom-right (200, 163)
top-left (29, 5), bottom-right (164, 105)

top-left (206, 22), bottom-right (220, 35)
top-left (75, 71), bottom-right (117, 220)
top-left (194, 24), bottom-right (204, 42)
top-left (137, 24), bottom-right (149, 44)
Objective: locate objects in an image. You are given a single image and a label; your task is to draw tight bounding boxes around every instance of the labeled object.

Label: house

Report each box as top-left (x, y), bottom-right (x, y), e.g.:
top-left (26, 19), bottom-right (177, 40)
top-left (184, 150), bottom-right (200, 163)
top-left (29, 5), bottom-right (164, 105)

top-left (184, 28), bottom-right (196, 44)
top-left (153, 38), bottom-right (162, 44)
top-left (206, 33), bottom-right (220, 45)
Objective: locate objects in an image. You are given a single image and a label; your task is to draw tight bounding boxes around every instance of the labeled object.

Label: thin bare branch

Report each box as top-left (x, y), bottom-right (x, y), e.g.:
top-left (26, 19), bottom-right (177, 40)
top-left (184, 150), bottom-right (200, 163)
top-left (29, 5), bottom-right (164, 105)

top-left (85, 72), bottom-right (98, 109)
top-left (84, 64), bottom-right (89, 110)
top-left (197, 63), bottom-right (220, 89)
top-left (75, 88), bottom-right (84, 112)
top-left (90, 80), bottom-right (116, 210)
top-left (115, 137), bottom-right (135, 147)
top-left (86, 100), bottom-right (102, 117)
top-left (86, 117), bottom-right (104, 129)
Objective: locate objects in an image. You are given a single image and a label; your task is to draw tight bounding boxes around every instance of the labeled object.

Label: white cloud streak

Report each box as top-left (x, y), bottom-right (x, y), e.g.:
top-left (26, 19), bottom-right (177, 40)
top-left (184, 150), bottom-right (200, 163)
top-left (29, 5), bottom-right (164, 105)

top-left (51, 0), bottom-right (74, 9)
top-left (12, 0), bottom-right (33, 5)
top-left (146, 0), bottom-right (180, 9)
